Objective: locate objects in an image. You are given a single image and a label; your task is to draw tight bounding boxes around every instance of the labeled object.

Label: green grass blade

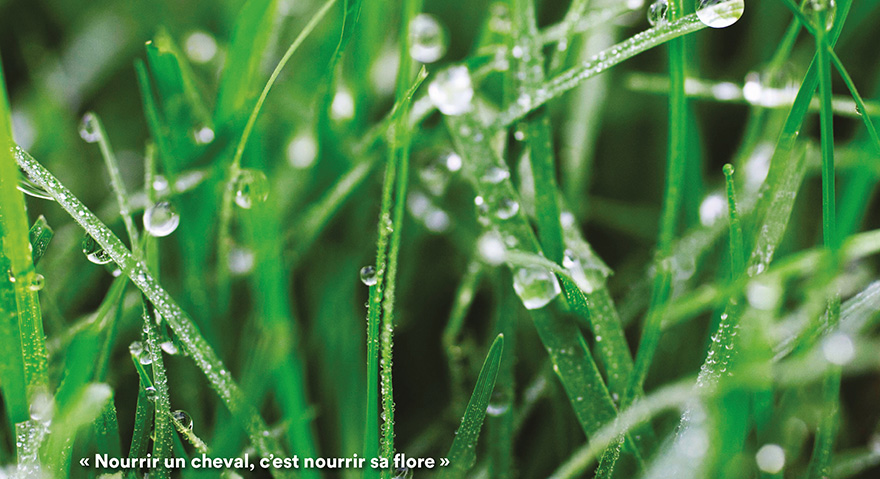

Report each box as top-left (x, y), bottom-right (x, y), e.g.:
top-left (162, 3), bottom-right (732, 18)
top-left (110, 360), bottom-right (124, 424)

top-left (14, 147), bottom-right (285, 462)
top-left (438, 334), bottom-right (504, 479)
top-left (144, 303), bottom-right (173, 479)
top-left (214, 0), bottom-right (279, 126)
top-left (442, 260), bottom-right (484, 413)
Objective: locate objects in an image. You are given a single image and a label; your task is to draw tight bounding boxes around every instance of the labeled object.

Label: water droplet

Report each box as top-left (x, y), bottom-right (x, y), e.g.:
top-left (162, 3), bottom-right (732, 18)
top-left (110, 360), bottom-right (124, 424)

top-left (185, 31), bottom-right (218, 63)
top-left (233, 169), bottom-right (270, 209)
top-left (160, 341), bottom-right (179, 355)
top-left (78, 113), bottom-right (100, 143)
top-left (496, 198), bottom-right (520, 220)
top-left (803, 0), bottom-right (836, 31)
top-left (822, 332), bottom-right (855, 365)
top-left (392, 466), bottom-right (414, 479)
top-left (746, 279), bottom-right (781, 310)
top-left (138, 350), bottom-right (153, 365)
top-left (647, 0), bottom-right (669, 26)
top-left (428, 66), bottom-right (474, 116)
top-left (152, 175), bottom-right (170, 194)
top-left (129, 341), bottom-right (144, 356)
top-left (144, 386), bottom-right (157, 400)
top-left (409, 14), bottom-right (447, 63)
top-left (360, 265), bottom-right (378, 286)
top-left (424, 210), bottom-right (450, 233)
top-left (144, 201), bottom-right (180, 237)
top-left (287, 133), bottom-right (318, 169)
top-left (193, 125), bottom-right (215, 145)
top-left (755, 444), bottom-right (785, 474)
top-left (512, 266), bottom-right (561, 310)
top-left (486, 402), bottom-right (509, 416)
top-left (82, 234), bottom-right (113, 264)
top-left (331, 88), bottom-right (356, 120)
top-left (478, 232), bottom-right (506, 265)
top-left (172, 410), bottom-right (194, 430)
top-left (699, 192), bottom-right (726, 226)
top-left (482, 166), bottom-right (510, 184)
top-left (696, 0), bottom-right (744, 28)
top-left (27, 273), bottom-right (45, 292)
top-left (29, 390), bottom-right (54, 424)
top-left (228, 247), bottom-right (256, 275)
top-left (444, 152), bottom-right (463, 172)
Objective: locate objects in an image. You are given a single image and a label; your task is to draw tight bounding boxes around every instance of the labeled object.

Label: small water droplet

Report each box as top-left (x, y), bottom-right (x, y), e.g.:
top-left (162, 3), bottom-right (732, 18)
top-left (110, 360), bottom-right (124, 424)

top-left (409, 14), bottom-right (447, 63)
top-left (78, 113), bottom-right (100, 143)
top-left (512, 266), bottom-right (561, 310)
top-left (82, 234), bottom-right (112, 264)
top-left (138, 350), bottom-right (153, 365)
top-left (160, 341), bottom-right (179, 355)
top-left (647, 0), bottom-right (669, 26)
top-left (478, 232), bottom-right (506, 265)
top-left (144, 201), bottom-right (180, 237)
top-left (193, 125), bottom-right (215, 145)
top-left (172, 410), bottom-right (194, 430)
top-left (234, 169), bottom-right (270, 209)
top-left (444, 152), bottom-right (463, 172)
top-left (360, 265), bottom-right (378, 286)
top-left (228, 247), bottom-right (256, 275)
top-left (822, 332), bottom-right (855, 365)
top-left (486, 402), bottom-right (509, 416)
top-left (287, 133), bottom-right (318, 169)
top-left (27, 273), bottom-right (45, 292)
top-left (428, 66), bottom-right (474, 116)
top-left (144, 386), bottom-right (157, 401)
top-left (331, 88), bottom-right (356, 120)
top-left (482, 166), bottom-right (510, 184)
top-left (755, 444), bottom-right (785, 474)
top-left (496, 198), bottom-right (520, 220)
top-left (696, 0), bottom-right (744, 28)
top-left (699, 193), bottom-right (726, 226)
top-left (185, 31), bottom-right (218, 64)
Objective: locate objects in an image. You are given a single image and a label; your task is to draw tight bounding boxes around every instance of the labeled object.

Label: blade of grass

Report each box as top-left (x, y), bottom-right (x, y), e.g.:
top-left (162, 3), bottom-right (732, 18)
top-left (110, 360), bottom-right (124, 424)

top-left (442, 260), bottom-right (484, 414)
top-left (437, 334), bottom-right (504, 479)
top-left (28, 216), bottom-right (54, 266)
top-left (13, 147), bottom-right (286, 466)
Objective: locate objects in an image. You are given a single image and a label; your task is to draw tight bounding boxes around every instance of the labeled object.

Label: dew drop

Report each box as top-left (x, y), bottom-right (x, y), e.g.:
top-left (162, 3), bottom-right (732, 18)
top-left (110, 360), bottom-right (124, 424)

top-left (512, 266), bottom-right (561, 310)
top-left (444, 152), bottom-right (463, 172)
top-left (428, 66), bottom-right (474, 116)
top-left (477, 232), bottom-right (506, 265)
top-left (29, 391), bottom-right (54, 424)
top-left (696, 0), bottom-right (744, 28)
top-left (409, 14), bottom-right (448, 63)
top-left (699, 193), bottom-right (726, 226)
top-left (78, 113), bottom-right (100, 143)
top-left (27, 273), bottom-right (45, 292)
top-left (185, 31), bottom-right (218, 64)
top-left (138, 350), bottom-right (153, 365)
top-left (331, 88), bottom-right (356, 120)
top-left (803, 0), bottom-right (836, 31)
top-left (82, 234), bottom-right (113, 264)
top-left (160, 341), bottom-right (179, 355)
top-left (822, 332), bottom-right (855, 365)
top-left (496, 198), bottom-right (520, 220)
top-left (172, 410), bottom-right (194, 430)
top-left (144, 201), bottom-right (180, 237)
top-left (233, 169), bottom-right (270, 209)
top-left (286, 133), bottom-right (318, 169)
top-left (193, 125), bottom-right (215, 145)
top-left (152, 175), bottom-right (170, 194)
top-left (144, 386), bottom-right (157, 401)
top-left (755, 444), bottom-right (785, 474)
top-left (486, 402), bottom-right (509, 416)
top-left (482, 166), bottom-right (510, 184)
top-left (360, 265), bottom-right (378, 286)
top-left (129, 341), bottom-right (144, 356)
top-left (647, 0), bottom-right (669, 26)
top-left (228, 247), bottom-right (256, 275)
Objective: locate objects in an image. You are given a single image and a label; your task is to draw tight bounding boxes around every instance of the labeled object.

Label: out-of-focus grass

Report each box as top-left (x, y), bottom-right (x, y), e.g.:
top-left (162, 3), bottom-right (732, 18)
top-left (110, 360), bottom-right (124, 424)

top-left (2, 0), bottom-right (880, 477)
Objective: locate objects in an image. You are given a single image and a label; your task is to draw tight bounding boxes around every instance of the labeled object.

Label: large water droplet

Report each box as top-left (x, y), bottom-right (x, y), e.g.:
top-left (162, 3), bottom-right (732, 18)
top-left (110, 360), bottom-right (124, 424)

top-left (185, 31), bottom-right (218, 64)
top-left (172, 410), bottom-right (194, 430)
top-left (428, 66), bottom-right (474, 116)
top-left (696, 0), bottom-right (744, 28)
top-left (129, 341), bottom-right (144, 356)
top-left (360, 265), bottom-right (378, 286)
top-left (138, 349), bottom-right (153, 365)
top-left (287, 133), bottom-right (318, 169)
top-left (160, 341), bottom-right (179, 355)
top-left (82, 234), bottom-right (113, 265)
top-left (803, 0), bottom-right (836, 31)
top-left (144, 386), bottom-right (158, 401)
top-left (755, 444), bottom-right (785, 474)
top-left (647, 0), bottom-right (669, 26)
top-left (234, 169), bottom-right (270, 209)
top-left (512, 266), bottom-right (561, 309)
top-left (27, 273), bottom-right (45, 292)
top-left (144, 201), bottom-right (180, 237)
top-left (822, 332), bottom-right (855, 365)
top-left (409, 14), bottom-right (447, 63)
top-left (79, 113), bottom-right (100, 143)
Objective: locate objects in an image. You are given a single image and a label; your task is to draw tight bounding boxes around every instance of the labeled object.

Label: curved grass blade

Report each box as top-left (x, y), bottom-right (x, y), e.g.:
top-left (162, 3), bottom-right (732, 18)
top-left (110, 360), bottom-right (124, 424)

top-left (13, 147), bottom-right (286, 465)
top-left (438, 334), bottom-right (504, 479)
top-left (28, 216), bottom-right (54, 266)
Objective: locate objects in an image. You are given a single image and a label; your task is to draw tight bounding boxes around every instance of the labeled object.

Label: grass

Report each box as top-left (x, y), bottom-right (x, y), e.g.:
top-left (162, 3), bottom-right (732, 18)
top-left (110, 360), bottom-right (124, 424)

top-left (2, 0), bottom-right (880, 478)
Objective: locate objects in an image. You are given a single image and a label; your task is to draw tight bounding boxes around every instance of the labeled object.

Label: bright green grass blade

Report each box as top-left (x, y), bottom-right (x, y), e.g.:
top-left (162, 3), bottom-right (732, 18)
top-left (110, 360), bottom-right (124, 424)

top-left (14, 148), bottom-right (286, 463)
top-left (488, 274), bottom-right (516, 479)
top-left (214, 0), bottom-right (279, 126)
top-left (0, 56), bottom-right (48, 418)
top-left (44, 383), bottom-right (112, 475)
top-left (144, 303), bottom-right (172, 479)
top-left (494, 13), bottom-right (716, 128)
top-left (438, 334), bottom-right (504, 479)
top-left (28, 216), bottom-right (53, 266)
top-left (442, 260), bottom-right (484, 413)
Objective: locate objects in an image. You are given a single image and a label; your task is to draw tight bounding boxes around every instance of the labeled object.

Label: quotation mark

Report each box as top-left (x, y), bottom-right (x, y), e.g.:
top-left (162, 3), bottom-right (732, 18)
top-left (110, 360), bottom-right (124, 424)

top-left (439, 458), bottom-right (449, 467)
top-left (79, 458), bottom-right (89, 467)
